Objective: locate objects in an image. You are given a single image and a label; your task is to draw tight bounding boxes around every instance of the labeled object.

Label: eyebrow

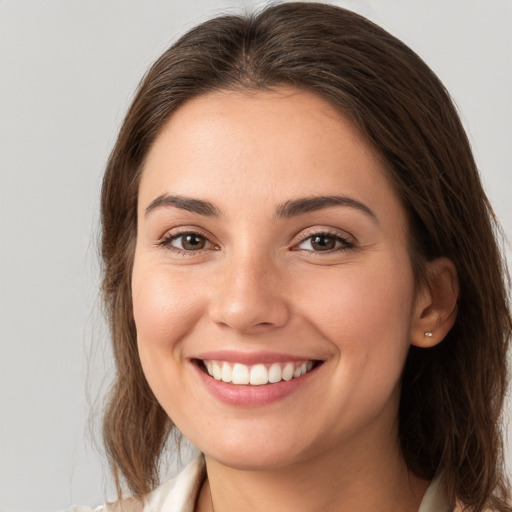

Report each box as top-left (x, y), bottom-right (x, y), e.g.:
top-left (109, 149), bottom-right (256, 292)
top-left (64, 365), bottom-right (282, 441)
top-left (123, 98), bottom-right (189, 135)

top-left (275, 195), bottom-right (377, 222)
top-left (144, 193), bottom-right (377, 223)
top-left (145, 194), bottom-right (219, 217)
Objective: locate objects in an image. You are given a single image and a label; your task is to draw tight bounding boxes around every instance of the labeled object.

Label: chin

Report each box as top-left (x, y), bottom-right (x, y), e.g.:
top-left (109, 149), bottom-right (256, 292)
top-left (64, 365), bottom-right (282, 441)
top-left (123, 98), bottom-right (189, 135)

top-left (197, 430), bottom-right (309, 471)
top-left (206, 447), bottom-right (300, 472)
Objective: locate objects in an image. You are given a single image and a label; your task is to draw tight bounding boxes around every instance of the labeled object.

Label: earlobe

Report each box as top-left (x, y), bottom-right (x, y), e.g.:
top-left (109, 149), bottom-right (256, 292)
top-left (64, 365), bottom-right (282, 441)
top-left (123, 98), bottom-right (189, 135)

top-left (411, 257), bottom-right (459, 348)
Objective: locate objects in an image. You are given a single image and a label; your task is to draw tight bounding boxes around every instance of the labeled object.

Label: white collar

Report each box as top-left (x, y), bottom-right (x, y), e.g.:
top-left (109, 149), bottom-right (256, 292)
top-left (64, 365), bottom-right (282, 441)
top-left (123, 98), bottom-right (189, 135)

top-left (111, 456), bottom-right (451, 512)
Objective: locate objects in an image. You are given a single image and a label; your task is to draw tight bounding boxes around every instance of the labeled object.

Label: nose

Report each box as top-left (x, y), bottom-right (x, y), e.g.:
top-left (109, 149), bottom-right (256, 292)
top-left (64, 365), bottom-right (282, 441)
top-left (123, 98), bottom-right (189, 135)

top-left (208, 253), bottom-right (291, 334)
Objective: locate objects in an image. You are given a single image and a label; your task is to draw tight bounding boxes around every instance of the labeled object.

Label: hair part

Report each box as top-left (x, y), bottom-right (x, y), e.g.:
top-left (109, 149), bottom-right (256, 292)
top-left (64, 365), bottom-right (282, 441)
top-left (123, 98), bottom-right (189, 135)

top-left (100, 3), bottom-right (511, 510)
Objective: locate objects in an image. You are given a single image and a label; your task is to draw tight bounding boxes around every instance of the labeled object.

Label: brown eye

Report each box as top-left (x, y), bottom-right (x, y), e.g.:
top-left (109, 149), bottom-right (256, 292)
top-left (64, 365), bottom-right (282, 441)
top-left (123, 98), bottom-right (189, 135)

top-left (297, 233), bottom-right (353, 252)
top-left (170, 233), bottom-right (210, 251)
top-left (310, 235), bottom-right (336, 251)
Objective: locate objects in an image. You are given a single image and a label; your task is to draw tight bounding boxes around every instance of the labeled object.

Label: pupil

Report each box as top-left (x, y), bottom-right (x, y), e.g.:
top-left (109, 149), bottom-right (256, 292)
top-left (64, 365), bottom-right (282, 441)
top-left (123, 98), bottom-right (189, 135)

top-left (183, 234), bottom-right (205, 250)
top-left (311, 235), bottom-right (335, 251)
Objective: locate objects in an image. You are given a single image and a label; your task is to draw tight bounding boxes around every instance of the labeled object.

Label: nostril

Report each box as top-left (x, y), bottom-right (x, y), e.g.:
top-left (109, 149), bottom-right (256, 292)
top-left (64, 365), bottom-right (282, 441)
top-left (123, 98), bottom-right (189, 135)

top-left (209, 298), bottom-right (290, 333)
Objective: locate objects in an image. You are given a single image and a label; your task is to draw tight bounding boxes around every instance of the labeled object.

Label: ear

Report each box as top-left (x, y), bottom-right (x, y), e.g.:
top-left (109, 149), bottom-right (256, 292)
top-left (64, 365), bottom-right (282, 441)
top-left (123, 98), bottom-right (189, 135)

top-left (411, 257), bottom-right (459, 348)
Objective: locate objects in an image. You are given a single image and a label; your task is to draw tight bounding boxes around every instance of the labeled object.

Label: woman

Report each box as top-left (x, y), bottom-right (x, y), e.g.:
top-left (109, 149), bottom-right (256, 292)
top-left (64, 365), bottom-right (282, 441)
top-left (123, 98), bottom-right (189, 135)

top-left (98, 2), bottom-right (511, 511)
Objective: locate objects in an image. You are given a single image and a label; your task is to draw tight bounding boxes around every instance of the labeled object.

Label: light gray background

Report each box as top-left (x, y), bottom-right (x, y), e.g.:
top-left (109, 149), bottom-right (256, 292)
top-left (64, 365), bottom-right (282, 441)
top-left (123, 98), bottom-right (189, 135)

top-left (1, 1), bottom-right (511, 510)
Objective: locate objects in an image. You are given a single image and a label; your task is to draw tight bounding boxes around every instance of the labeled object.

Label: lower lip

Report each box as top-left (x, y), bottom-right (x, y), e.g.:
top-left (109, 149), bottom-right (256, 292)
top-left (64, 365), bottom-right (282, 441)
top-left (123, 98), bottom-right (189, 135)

top-left (192, 361), bottom-right (319, 407)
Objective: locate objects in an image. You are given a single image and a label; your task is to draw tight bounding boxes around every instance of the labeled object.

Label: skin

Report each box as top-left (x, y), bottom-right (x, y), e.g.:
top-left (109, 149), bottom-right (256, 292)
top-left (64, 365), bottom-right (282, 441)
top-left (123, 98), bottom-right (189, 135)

top-left (132, 87), bottom-right (458, 512)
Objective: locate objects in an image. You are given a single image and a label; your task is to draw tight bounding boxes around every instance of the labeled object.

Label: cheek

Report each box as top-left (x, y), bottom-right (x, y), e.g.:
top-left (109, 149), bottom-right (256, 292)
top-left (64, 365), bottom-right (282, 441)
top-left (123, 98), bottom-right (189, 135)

top-left (296, 257), bottom-right (415, 357)
top-left (295, 257), bottom-right (415, 429)
top-left (132, 263), bottom-right (205, 358)
top-left (131, 261), bottom-right (210, 423)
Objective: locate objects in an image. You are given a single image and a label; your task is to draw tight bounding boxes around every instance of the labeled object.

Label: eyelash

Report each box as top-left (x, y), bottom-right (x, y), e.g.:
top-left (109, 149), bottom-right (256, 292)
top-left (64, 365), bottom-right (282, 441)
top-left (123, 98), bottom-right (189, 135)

top-left (293, 230), bottom-right (354, 253)
top-left (157, 229), bottom-right (217, 254)
top-left (157, 229), bottom-right (354, 255)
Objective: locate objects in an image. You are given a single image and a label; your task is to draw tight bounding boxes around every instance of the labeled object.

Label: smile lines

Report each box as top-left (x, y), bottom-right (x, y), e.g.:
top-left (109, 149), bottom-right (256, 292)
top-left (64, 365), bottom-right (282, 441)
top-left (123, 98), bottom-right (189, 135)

top-left (201, 360), bottom-right (315, 385)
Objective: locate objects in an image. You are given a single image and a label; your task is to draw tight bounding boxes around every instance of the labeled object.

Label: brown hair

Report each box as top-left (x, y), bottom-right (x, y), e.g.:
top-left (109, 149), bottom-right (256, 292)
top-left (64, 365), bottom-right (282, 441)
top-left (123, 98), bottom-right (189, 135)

top-left (100, 3), bottom-right (511, 510)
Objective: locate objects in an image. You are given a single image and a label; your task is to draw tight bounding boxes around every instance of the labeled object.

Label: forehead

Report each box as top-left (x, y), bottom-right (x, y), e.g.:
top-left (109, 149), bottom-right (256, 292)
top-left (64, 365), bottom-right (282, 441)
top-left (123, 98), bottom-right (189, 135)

top-left (138, 87), bottom-right (404, 228)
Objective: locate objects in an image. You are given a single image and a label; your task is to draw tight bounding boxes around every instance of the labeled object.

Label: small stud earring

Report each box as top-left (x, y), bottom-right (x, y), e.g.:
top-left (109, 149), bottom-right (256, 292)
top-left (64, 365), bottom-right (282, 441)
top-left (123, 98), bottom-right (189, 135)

top-left (424, 331), bottom-right (433, 337)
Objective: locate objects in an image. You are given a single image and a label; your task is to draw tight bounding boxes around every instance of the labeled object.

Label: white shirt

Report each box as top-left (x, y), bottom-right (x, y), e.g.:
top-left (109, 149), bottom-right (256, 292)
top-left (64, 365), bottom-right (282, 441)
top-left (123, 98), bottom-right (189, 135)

top-left (69, 456), bottom-right (452, 512)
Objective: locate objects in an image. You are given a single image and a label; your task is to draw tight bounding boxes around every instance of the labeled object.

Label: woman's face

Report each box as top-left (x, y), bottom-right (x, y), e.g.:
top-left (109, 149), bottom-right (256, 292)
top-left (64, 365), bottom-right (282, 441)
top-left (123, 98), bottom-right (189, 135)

top-left (132, 87), bottom-right (423, 470)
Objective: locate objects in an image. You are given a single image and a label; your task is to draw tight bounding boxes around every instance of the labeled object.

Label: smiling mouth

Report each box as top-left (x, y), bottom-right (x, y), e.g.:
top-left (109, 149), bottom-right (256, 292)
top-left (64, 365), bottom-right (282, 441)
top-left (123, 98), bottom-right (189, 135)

top-left (197, 359), bottom-right (321, 386)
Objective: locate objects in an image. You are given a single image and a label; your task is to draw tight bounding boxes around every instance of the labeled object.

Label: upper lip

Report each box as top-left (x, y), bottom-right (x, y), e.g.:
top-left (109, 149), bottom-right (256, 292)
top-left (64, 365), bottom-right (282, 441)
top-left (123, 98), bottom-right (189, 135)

top-left (192, 350), bottom-right (321, 365)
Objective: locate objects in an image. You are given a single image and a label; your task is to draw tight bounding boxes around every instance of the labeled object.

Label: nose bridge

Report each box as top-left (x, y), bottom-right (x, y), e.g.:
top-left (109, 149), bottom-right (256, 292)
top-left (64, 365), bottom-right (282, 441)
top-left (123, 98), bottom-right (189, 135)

top-left (209, 245), bottom-right (290, 333)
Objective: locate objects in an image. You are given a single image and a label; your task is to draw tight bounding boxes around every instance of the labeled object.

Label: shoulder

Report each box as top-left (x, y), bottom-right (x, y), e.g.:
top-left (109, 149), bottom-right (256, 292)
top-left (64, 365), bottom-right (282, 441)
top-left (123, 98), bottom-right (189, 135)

top-left (142, 455), bottom-right (205, 512)
top-left (63, 456), bottom-right (205, 512)
top-left (63, 501), bottom-right (141, 512)
top-left (419, 475), bottom-right (453, 512)
top-left (80, 456), bottom-right (206, 512)
top-left (64, 507), bottom-right (112, 512)
top-left (454, 504), bottom-right (497, 512)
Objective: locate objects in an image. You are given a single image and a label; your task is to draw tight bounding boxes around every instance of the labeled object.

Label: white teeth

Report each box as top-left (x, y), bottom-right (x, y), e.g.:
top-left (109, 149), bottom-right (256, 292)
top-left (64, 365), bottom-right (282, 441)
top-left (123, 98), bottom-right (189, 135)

top-left (203, 359), bottom-right (316, 385)
top-left (293, 363), bottom-right (307, 378)
top-left (282, 362), bottom-right (294, 381)
top-left (212, 361), bottom-right (222, 380)
top-left (268, 363), bottom-right (282, 383)
top-left (249, 364), bottom-right (268, 386)
top-left (232, 363), bottom-right (250, 385)
top-left (221, 362), bottom-right (232, 383)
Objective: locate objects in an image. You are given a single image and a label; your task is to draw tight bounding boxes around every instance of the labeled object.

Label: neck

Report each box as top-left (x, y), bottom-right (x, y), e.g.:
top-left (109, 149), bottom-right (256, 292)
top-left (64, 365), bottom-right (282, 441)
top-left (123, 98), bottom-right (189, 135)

top-left (196, 429), bottom-right (429, 512)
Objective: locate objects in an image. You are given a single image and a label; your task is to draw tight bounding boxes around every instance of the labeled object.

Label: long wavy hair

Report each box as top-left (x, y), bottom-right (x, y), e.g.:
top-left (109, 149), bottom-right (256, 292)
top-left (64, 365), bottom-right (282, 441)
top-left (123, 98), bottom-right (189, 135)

top-left (100, 3), bottom-right (511, 510)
